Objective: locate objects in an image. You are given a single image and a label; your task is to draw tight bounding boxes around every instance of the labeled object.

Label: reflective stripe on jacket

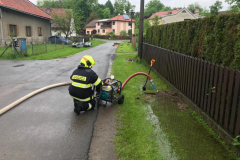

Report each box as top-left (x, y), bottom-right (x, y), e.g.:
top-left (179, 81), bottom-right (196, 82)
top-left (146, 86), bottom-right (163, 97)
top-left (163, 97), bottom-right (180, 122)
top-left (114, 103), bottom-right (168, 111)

top-left (68, 65), bottom-right (102, 102)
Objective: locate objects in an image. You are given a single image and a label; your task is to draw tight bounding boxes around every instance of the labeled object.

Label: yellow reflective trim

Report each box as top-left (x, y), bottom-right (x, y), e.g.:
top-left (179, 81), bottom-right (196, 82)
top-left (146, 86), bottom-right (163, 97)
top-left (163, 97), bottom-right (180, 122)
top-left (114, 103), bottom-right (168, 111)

top-left (72, 81), bottom-right (92, 88)
top-left (72, 75), bottom-right (87, 81)
top-left (87, 103), bottom-right (92, 110)
top-left (71, 96), bottom-right (91, 102)
top-left (93, 78), bottom-right (101, 86)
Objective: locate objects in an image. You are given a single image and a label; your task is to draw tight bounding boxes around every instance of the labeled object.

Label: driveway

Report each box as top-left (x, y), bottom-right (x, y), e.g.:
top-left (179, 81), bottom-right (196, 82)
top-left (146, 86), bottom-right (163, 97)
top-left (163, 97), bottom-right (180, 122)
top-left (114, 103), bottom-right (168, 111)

top-left (0, 40), bottom-right (124, 160)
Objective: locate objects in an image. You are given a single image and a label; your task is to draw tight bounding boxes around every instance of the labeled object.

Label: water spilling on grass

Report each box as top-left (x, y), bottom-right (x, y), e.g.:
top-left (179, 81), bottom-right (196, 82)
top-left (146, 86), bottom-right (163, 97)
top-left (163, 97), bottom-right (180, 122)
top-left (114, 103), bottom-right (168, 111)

top-left (145, 103), bottom-right (178, 160)
top-left (143, 88), bottom-right (237, 160)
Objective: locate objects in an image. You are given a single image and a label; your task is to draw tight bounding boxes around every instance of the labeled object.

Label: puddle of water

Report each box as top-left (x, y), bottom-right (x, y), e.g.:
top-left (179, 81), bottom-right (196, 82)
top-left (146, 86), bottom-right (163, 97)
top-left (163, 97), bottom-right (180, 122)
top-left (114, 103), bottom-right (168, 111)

top-left (146, 91), bottom-right (237, 160)
top-left (145, 103), bottom-right (178, 160)
top-left (13, 64), bottom-right (24, 67)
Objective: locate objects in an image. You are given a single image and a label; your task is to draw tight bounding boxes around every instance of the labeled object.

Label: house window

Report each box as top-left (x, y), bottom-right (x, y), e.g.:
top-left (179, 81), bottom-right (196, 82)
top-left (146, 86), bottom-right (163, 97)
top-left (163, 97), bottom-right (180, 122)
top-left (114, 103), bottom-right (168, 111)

top-left (113, 21), bottom-right (115, 25)
top-left (26, 26), bottom-right (32, 37)
top-left (113, 29), bottom-right (115, 33)
top-left (9, 25), bottom-right (17, 35)
top-left (98, 29), bottom-right (100, 33)
top-left (182, 10), bottom-right (186, 13)
top-left (38, 27), bottom-right (43, 36)
top-left (87, 31), bottom-right (90, 34)
top-left (102, 29), bottom-right (105, 33)
top-left (98, 22), bottom-right (100, 26)
top-left (128, 22), bottom-right (132, 26)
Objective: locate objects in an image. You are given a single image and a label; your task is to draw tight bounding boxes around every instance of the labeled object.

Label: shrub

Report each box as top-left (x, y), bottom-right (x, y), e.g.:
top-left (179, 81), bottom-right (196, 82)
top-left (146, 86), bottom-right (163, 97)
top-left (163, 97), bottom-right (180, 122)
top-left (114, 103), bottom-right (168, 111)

top-left (128, 29), bottom-right (132, 36)
top-left (120, 30), bottom-right (127, 36)
top-left (145, 14), bottom-right (240, 70)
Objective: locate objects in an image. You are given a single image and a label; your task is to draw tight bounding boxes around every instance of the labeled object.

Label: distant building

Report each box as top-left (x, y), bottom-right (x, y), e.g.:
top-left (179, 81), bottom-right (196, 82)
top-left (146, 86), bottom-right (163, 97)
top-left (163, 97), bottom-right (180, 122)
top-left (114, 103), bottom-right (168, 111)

top-left (218, 11), bottom-right (226, 15)
top-left (85, 15), bottom-right (136, 36)
top-left (0, 0), bottom-right (51, 45)
top-left (41, 6), bottom-right (76, 38)
top-left (148, 8), bottom-right (204, 25)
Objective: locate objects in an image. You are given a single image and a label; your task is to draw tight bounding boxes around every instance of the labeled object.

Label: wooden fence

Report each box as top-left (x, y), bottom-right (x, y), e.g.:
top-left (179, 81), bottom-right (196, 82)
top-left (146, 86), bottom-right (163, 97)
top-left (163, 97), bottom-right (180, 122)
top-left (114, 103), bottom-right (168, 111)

top-left (143, 43), bottom-right (240, 137)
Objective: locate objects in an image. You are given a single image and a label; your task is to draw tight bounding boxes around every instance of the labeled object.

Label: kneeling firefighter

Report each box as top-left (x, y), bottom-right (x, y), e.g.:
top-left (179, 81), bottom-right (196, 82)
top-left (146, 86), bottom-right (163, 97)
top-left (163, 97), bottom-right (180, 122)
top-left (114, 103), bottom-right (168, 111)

top-left (68, 55), bottom-right (102, 114)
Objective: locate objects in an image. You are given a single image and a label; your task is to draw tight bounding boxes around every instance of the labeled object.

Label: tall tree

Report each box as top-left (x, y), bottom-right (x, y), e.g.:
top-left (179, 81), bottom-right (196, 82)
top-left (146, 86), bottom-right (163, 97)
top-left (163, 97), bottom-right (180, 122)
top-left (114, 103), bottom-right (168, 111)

top-left (114, 1), bottom-right (124, 15)
top-left (225, 0), bottom-right (240, 12)
top-left (52, 9), bottom-right (75, 38)
top-left (125, 1), bottom-right (136, 13)
top-left (200, 7), bottom-right (211, 16)
top-left (103, 8), bottom-right (111, 18)
top-left (105, 0), bottom-right (114, 15)
top-left (144, 0), bottom-right (165, 17)
top-left (152, 15), bottom-right (159, 25)
top-left (86, 12), bottom-right (99, 24)
top-left (210, 0), bottom-right (223, 15)
top-left (73, 0), bottom-right (92, 30)
top-left (187, 2), bottom-right (203, 12)
top-left (160, 6), bottom-right (172, 12)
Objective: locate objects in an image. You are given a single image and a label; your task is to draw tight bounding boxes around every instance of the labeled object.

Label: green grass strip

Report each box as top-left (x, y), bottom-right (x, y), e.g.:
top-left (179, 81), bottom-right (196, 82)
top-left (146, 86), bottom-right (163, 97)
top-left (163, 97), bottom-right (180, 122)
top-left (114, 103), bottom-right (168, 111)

top-left (112, 54), bottom-right (166, 160)
top-left (0, 40), bottom-right (106, 60)
top-left (112, 54), bottom-right (238, 160)
top-left (115, 41), bottom-right (137, 53)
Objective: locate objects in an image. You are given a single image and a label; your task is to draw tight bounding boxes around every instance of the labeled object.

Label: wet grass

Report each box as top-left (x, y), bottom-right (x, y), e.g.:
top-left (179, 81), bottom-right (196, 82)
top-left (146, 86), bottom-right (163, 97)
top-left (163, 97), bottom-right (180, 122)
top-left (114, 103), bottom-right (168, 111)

top-left (115, 41), bottom-right (137, 53)
top-left (147, 90), bottom-right (237, 160)
top-left (113, 54), bottom-right (167, 160)
top-left (0, 40), bottom-right (105, 60)
top-left (112, 54), bottom-right (238, 160)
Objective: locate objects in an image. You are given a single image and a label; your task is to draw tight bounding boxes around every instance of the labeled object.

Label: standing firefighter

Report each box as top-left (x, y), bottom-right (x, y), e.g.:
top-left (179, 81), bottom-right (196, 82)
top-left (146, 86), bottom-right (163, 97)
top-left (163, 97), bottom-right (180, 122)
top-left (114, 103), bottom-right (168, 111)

top-left (69, 55), bottom-right (102, 115)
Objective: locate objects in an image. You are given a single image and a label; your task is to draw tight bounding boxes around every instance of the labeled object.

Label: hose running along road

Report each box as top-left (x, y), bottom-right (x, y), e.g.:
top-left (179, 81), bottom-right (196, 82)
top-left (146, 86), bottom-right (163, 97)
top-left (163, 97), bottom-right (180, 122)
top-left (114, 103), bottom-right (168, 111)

top-left (0, 72), bottom-right (156, 116)
top-left (0, 82), bottom-right (71, 116)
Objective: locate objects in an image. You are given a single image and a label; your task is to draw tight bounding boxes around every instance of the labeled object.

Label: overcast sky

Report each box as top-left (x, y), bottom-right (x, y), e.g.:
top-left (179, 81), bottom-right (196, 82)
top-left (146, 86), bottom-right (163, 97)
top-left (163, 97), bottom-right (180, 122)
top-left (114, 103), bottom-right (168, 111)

top-left (30, 0), bottom-right (230, 12)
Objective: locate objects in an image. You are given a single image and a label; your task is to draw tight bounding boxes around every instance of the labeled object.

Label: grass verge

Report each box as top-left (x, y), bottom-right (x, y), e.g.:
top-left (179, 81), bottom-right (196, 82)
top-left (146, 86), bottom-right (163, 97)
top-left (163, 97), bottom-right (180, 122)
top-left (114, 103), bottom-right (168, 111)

top-left (112, 54), bottom-right (238, 160)
top-left (115, 41), bottom-right (137, 53)
top-left (112, 54), bottom-right (167, 160)
top-left (0, 40), bottom-right (105, 60)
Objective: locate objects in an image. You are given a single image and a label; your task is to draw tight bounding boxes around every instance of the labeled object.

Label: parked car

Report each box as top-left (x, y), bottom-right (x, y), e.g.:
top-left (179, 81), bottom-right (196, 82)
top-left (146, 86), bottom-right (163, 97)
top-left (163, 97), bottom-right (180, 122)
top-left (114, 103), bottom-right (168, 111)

top-left (48, 36), bottom-right (72, 44)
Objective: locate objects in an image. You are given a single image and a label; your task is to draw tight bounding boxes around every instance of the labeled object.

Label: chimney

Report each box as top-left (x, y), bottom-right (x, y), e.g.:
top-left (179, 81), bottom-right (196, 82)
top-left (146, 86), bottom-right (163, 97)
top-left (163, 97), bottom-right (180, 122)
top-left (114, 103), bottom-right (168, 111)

top-left (46, 5), bottom-right (51, 14)
top-left (195, 8), bottom-right (199, 15)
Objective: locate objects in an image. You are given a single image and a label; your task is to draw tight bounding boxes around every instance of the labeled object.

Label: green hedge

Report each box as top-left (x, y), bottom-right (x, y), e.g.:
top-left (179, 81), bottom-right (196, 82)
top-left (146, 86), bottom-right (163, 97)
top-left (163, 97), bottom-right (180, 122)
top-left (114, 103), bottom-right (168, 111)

top-left (145, 14), bottom-right (240, 70)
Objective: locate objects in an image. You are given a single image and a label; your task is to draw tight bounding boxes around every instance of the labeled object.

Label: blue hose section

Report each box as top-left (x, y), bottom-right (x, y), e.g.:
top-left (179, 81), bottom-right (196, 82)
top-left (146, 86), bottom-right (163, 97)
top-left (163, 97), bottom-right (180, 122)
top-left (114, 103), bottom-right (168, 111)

top-left (151, 82), bottom-right (157, 91)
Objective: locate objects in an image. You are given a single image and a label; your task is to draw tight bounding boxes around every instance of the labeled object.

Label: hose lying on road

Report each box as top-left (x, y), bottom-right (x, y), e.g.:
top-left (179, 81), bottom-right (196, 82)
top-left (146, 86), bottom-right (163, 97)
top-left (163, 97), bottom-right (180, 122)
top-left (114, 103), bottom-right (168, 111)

top-left (0, 72), bottom-right (156, 116)
top-left (0, 82), bottom-right (71, 116)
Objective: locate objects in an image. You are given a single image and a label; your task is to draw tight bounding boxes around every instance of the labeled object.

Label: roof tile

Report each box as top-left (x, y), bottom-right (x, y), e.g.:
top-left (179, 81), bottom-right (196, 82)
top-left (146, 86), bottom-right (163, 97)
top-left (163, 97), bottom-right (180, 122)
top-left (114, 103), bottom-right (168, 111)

top-left (108, 15), bottom-right (136, 22)
top-left (148, 10), bottom-right (180, 19)
top-left (0, 0), bottom-right (51, 19)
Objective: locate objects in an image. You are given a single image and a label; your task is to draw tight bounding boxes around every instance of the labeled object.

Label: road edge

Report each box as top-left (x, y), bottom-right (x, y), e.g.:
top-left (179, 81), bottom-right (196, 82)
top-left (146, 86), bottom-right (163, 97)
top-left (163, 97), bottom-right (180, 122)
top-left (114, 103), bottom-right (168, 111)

top-left (88, 54), bottom-right (118, 160)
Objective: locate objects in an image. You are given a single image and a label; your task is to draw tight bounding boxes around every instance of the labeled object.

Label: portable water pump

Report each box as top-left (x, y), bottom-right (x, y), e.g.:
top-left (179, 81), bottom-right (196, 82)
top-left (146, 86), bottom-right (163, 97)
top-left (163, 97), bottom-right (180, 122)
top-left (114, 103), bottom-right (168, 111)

top-left (99, 76), bottom-right (124, 105)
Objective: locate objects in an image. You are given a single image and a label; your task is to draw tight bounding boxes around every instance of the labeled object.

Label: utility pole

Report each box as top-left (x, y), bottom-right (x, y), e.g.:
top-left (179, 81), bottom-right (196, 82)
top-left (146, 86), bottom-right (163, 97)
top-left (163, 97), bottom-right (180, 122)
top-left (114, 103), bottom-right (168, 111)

top-left (138, 0), bottom-right (144, 59)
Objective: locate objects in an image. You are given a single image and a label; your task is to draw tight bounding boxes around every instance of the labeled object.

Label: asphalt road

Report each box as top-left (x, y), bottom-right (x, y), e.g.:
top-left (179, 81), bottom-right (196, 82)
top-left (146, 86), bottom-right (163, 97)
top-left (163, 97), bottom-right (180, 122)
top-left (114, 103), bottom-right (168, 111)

top-left (0, 40), bottom-right (124, 160)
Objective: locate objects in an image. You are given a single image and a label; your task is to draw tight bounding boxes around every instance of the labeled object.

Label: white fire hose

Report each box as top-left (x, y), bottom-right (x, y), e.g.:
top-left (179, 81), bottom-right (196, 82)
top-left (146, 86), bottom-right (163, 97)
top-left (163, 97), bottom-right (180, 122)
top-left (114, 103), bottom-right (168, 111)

top-left (0, 82), bottom-right (71, 116)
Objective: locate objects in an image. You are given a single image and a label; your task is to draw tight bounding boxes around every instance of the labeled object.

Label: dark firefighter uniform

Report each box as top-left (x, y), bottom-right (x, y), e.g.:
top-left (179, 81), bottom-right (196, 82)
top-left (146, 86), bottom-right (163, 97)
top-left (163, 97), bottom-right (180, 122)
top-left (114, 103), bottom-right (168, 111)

top-left (68, 55), bottom-right (102, 114)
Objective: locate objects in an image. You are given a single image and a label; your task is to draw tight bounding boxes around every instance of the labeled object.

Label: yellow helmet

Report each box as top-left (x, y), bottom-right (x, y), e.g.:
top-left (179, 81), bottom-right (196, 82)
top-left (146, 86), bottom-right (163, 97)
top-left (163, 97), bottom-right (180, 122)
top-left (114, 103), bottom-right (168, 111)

top-left (80, 55), bottom-right (95, 68)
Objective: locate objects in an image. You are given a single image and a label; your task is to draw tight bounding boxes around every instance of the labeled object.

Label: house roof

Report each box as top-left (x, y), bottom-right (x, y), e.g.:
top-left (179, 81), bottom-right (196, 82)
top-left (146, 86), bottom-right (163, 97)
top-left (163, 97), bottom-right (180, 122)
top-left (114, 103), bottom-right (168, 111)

top-left (161, 8), bottom-right (199, 19)
top-left (41, 8), bottom-right (72, 28)
top-left (219, 11), bottom-right (226, 15)
top-left (41, 8), bottom-right (72, 16)
top-left (148, 10), bottom-right (180, 19)
top-left (0, 0), bottom-right (51, 20)
top-left (94, 19), bottom-right (109, 22)
top-left (85, 19), bottom-right (101, 28)
top-left (149, 8), bottom-right (202, 20)
top-left (108, 15), bottom-right (136, 22)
